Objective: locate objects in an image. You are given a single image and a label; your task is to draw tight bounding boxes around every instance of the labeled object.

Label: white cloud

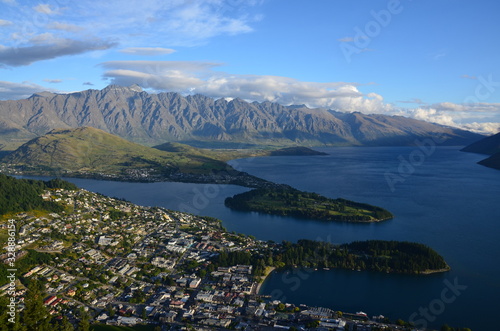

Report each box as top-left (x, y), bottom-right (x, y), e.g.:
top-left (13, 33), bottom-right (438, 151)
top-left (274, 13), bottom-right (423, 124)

top-left (0, 19), bottom-right (13, 26)
top-left (98, 62), bottom-right (500, 135)
top-left (461, 74), bottom-right (477, 80)
top-left (101, 60), bottom-right (222, 75)
top-left (431, 49), bottom-right (447, 61)
top-left (33, 4), bottom-right (60, 15)
top-left (120, 47), bottom-right (176, 56)
top-left (431, 102), bottom-right (500, 113)
top-left (43, 79), bottom-right (62, 84)
top-left (407, 108), bottom-right (458, 127)
top-left (401, 104), bottom-right (500, 134)
top-left (46, 22), bottom-right (83, 32)
top-left (338, 37), bottom-right (354, 43)
top-left (29, 33), bottom-right (57, 44)
top-left (100, 60), bottom-right (390, 111)
top-left (0, 0), bottom-right (263, 67)
top-left (0, 38), bottom-right (117, 67)
top-left (69, 0), bottom-right (261, 47)
top-left (0, 81), bottom-right (58, 100)
top-left (398, 98), bottom-right (426, 105)
top-left (461, 122), bottom-right (500, 135)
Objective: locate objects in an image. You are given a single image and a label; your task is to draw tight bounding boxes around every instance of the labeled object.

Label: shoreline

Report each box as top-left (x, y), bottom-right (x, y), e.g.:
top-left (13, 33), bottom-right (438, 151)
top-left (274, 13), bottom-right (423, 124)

top-left (254, 266), bottom-right (276, 295)
top-left (419, 266), bottom-right (451, 275)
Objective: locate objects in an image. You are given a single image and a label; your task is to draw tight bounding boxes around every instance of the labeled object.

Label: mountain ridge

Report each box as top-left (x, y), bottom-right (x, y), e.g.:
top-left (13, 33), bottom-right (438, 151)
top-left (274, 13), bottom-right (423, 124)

top-left (0, 85), bottom-right (484, 149)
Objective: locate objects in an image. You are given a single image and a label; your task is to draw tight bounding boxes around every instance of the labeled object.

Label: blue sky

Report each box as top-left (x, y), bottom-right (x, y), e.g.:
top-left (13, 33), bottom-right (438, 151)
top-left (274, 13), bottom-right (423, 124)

top-left (1, 0), bottom-right (499, 133)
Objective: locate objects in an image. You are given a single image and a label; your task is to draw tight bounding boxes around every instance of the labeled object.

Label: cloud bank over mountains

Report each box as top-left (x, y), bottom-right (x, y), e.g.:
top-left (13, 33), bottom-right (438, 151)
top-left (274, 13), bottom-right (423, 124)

top-left (99, 60), bottom-right (500, 134)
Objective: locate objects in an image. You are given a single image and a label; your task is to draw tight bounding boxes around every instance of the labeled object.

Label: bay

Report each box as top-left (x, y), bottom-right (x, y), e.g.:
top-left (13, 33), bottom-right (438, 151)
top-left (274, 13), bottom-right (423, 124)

top-left (30, 146), bottom-right (500, 330)
top-left (230, 146), bottom-right (500, 331)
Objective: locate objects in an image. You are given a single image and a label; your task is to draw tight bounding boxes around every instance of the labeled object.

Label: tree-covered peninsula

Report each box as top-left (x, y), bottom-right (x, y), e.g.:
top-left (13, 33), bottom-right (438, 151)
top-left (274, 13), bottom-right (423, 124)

top-left (225, 186), bottom-right (393, 222)
top-left (215, 239), bottom-right (450, 275)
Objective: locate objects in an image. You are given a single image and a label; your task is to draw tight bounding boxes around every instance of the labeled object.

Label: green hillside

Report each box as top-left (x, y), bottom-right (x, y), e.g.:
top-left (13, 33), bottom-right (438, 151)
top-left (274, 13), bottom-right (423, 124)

top-left (0, 127), bottom-right (255, 182)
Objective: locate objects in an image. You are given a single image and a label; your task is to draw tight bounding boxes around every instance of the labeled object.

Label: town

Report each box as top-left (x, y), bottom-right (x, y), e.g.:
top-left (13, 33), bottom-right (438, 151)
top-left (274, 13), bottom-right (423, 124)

top-left (1, 188), bottom-right (424, 330)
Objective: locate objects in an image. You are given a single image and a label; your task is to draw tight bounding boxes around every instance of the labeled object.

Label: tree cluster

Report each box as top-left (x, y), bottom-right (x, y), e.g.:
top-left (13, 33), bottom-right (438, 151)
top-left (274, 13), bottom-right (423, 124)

top-left (225, 186), bottom-right (393, 222)
top-left (0, 280), bottom-right (90, 331)
top-left (0, 174), bottom-right (77, 215)
top-left (214, 239), bottom-right (448, 275)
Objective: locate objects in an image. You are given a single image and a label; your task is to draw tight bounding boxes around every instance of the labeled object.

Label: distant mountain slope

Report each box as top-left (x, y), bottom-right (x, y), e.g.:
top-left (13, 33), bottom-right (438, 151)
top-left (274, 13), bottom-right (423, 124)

top-left (0, 127), bottom-right (268, 186)
top-left (461, 132), bottom-right (500, 155)
top-left (478, 153), bottom-right (500, 170)
top-left (0, 85), bottom-right (483, 149)
top-left (461, 132), bottom-right (500, 170)
top-left (153, 141), bottom-right (264, 162)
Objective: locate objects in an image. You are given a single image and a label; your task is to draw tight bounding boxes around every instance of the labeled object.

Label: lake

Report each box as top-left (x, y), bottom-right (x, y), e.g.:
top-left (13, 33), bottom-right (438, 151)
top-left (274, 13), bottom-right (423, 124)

top-left (39, 146), bottom-right (500, 330)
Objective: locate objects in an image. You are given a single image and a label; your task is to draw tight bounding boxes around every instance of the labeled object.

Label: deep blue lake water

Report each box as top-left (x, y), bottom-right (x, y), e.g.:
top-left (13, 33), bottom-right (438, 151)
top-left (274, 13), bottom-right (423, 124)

top-left (30, 146), bottom-right (500, 330)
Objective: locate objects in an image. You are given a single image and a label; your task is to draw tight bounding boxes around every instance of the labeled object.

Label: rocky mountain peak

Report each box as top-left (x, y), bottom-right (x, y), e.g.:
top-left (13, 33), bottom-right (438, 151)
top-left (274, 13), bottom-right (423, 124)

top-left (29, 91), bottom-right (57, 98)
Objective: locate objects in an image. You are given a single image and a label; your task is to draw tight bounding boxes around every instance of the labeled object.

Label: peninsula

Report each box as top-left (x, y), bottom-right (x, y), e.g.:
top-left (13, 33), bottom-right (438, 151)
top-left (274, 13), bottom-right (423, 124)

top-left (268, 146), bottom-right (329, 156)
top-left (225, 186), bottom-right (393, 222)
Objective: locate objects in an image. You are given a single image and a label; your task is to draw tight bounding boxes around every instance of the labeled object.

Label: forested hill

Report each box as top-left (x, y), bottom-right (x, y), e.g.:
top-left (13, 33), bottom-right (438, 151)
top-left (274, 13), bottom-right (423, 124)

top-left (225, 186), bottom-right (393, 222)
top-left (0, 174), bottom-right (77, 215)
top-left (215, 239), bottom-right (450, 275)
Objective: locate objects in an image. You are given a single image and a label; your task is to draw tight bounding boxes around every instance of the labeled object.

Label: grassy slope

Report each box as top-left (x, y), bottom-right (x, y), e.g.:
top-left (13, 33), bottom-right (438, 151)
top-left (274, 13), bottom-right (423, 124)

top-left (1, 127), bottom-right (235, 175)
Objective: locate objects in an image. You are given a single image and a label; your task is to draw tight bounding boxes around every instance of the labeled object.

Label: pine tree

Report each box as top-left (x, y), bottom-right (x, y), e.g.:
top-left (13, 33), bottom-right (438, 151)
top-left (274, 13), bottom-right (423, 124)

top-left (58, 316), bottom-right (75, 331)
top-left (0, 295), bottom-right (10, 331)
top-left (77, 310), bottom-right (91, 331)
top-left (22, 280), bottom-right (51, 331)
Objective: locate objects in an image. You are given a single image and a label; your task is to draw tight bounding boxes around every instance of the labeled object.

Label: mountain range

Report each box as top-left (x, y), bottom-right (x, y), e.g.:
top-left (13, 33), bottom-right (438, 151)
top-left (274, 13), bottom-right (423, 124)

top-left (0, 85), bottom-right (483, 150)
top-left (461, 132), bottom-right (500, 170)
